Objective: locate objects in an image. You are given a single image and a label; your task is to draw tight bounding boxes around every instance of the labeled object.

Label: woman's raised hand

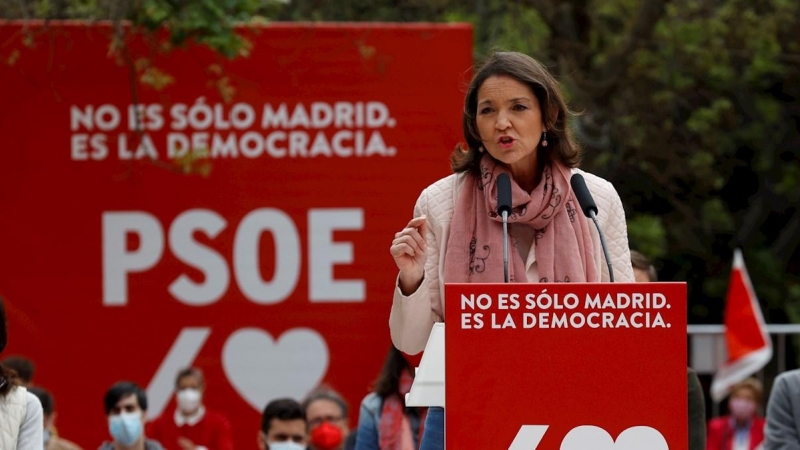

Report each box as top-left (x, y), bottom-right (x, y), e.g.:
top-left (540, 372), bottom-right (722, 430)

top-left (390, 216), bottom-right (428, 295)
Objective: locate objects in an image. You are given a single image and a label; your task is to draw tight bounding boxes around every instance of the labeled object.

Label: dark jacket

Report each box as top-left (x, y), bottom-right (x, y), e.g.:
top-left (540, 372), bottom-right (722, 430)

top-left (689, 367), bottom-right (707, 450)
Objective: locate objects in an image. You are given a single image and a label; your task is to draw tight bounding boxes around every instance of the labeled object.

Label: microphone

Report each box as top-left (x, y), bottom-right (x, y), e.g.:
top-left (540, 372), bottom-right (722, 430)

top-left (570, 173), bottom-right (614, 282)
top-left (497, 173), bottom-right (512, 216)
top-left (571, 174), bottom-right (597, 217)
top-left (497, 173), bottom-right (512, 283)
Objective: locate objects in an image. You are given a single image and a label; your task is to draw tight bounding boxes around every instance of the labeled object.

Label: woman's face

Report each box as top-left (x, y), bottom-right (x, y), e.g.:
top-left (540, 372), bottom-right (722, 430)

top-left (729, 386), bottom-right (759, 420)
top-left (475, 75), bottom-right (545, 173)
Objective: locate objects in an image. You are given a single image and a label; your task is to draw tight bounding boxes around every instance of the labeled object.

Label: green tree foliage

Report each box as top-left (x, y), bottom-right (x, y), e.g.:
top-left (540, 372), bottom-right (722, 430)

top-left (3, 0), bottom-right (799, 324)
top-left (2, 0), bottom-right (282, 57)
top-left (561, 0), bottom-right (800, 325)
top-left (277, 0), bottom-right (800, 325)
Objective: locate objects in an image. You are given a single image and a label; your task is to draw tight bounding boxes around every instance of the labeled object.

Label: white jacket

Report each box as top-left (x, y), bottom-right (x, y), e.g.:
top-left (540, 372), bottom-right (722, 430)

top-left (0, 386), bottom-right (43, 450)
top-left (389, 169), bottom-right (634, 354)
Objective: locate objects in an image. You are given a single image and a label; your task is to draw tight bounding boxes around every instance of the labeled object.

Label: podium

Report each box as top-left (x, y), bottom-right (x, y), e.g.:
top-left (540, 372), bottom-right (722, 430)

top-left (406, 282), bottom-right (688, 450)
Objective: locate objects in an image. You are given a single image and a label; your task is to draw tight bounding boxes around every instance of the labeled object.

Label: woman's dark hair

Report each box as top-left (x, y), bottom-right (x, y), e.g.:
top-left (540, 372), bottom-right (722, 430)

top-left (373, 346), bottom-right (411, 399)
top-left (451, 51), bottom-right (581, 175)
top-left (0, 295), bottom-right (16, 397)
top-left (1, 356), bottom-right (34, 385)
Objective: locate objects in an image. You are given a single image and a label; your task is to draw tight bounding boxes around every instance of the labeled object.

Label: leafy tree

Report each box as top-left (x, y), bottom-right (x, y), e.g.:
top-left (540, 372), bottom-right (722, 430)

top-left (2, 0), bottom-right (281, 57)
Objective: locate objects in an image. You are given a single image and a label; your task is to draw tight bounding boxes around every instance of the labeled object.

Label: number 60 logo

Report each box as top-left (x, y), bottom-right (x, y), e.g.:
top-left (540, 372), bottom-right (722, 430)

top-left (509, 425), bottom-right (669, 450)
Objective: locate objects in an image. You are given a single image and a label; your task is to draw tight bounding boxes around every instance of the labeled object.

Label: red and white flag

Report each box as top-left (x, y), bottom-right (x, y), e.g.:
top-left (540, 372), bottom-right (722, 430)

top-left (710, 249), bottom-right (772, 402)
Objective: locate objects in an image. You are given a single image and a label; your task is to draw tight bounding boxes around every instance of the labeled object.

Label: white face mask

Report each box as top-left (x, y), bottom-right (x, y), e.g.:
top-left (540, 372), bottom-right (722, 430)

top-left (268, 441), bottom-right (306, 450)
top-left (176, 388), bottom-right (202, 413)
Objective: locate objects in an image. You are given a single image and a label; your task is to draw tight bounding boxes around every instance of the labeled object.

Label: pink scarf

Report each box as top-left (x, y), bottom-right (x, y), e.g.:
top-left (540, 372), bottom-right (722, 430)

top-left (444, 154), bottom-right (598, 283)
top-left (378, 369), bottom-right (416, 450)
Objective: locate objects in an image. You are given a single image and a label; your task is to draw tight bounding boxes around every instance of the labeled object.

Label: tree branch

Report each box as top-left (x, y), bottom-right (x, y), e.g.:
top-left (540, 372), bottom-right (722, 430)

top-left (550, 0), bottom-right (668, 101)
top-left (599, 0), bottom-right (667, 98)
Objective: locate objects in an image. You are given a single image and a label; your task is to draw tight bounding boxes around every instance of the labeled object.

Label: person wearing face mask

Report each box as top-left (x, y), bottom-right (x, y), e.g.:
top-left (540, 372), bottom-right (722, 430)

top-left (354, 346), bottom-right (424, 450)
top-left (28, 386), bottom-right (82, 450)
top-left (258, 398), bottom-right (307, 450)
top-left (707, 378), bottom-right (765, 450)
top-left (303, 388), bottom-right (356, 450)
top-left (147, 367), bottom-right (233, 450)
top-left (99, 381), bottom-right (164, 450)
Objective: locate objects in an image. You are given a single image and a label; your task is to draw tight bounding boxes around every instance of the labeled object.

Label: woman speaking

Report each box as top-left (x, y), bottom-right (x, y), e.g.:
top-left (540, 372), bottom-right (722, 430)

top-left (388, 51), bottom-right (634, 450)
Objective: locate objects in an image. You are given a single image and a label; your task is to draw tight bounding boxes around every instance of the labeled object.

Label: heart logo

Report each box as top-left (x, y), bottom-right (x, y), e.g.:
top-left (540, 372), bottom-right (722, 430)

top-left (560, 425), bottom-right (668, 450)
top-left (222, 327), bottom-right (329, 411)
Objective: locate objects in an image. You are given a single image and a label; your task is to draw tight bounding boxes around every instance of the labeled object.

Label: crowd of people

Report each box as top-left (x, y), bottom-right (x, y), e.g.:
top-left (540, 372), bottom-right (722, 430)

top-left (0, 347), bottom-right (418, 450)
top-left (1, 288), bottom-right (421, 450)
top-left (2, 49), bottom-right (800, 450)
top-left (1, 250), bottom-right (791, 450)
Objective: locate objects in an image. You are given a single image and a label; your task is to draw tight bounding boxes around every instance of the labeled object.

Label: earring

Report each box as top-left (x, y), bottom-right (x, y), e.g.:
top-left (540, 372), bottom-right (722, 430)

top-left (479, 146), bottom-right (485, 153)
top-left (541, 131), bottom-right (548, 147)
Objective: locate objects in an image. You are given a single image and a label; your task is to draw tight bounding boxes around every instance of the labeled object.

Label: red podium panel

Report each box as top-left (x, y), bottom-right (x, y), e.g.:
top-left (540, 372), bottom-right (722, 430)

top-left (445, 282), bottom-right (687, 450)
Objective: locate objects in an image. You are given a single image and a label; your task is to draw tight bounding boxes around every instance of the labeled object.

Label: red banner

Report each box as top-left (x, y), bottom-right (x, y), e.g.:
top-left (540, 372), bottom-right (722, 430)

top-left (445, 282), bottom-right (687, 450)
top-left (0, 22), bottom-right (472, 449)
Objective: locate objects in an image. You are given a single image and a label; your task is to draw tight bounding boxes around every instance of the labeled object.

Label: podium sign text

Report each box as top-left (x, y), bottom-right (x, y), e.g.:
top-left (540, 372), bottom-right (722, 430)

top-left (444, 282), bottom-right (687, 450)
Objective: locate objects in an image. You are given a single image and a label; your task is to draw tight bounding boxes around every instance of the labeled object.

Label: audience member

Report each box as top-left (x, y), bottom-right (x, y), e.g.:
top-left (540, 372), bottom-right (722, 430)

top-left (303, 388), bottom-right (355, 450)
top-left (354, 346), bottom-right (423, 450)
top-left (258, 398), bottom-right (307, 450)
top-left (688, 368), bottom-right (707, 450)
top-left (1, 355), bottom-right (35, 387)
top-left (631, 249), bottom-right (706, 450)
top-left (707, 378), bottom-right (765, 450)
top-left (630, 249), bottom-right (658, 282)
top-left (28, 386), bottom-right (82, 450)
top-left (761, 369), bottom-right (800, 449)
top-left (147, 367), bottom-right (233, 450)
top-left (100, 381), bottom-right (164, 450)
top-left (0, 294), bottom-right (44, 449)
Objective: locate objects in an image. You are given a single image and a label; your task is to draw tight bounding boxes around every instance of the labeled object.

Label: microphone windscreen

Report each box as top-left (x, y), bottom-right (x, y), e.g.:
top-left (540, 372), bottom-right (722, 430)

top-left (570, 173), bottom-right (598, 218)
top-left (497, 173), bottom-right (513, 215)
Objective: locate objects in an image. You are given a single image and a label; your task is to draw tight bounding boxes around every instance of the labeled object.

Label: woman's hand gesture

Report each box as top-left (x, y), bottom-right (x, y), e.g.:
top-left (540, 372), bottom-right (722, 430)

top-left (390, 216), bottom-right (427, 295)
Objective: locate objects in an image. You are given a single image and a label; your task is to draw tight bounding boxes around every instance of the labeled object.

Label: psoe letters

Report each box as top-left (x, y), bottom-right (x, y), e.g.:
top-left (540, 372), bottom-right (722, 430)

top-left (102, 208), bottom-right (364, 306)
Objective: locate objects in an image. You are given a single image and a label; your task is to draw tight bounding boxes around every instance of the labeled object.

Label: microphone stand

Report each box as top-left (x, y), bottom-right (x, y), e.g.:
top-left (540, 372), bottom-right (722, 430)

top-left (588, 209), bottom-right (614, 283)
top-left (570, 173), bottom-right (615, 283)
top-left (502, 210), bottom-right (509, 283)
top-left (496, 172), bottom-right (513, 283)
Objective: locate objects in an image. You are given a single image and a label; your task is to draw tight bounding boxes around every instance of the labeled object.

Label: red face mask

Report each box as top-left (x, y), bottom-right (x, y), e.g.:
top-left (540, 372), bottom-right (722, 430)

top-left (310, 421), bottom-right (344, 450)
